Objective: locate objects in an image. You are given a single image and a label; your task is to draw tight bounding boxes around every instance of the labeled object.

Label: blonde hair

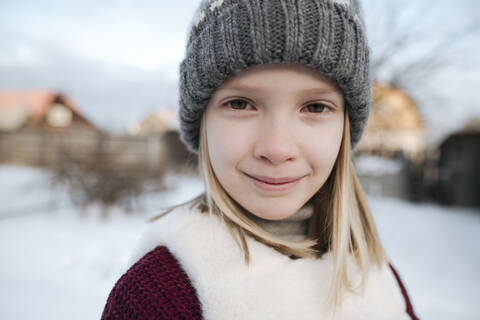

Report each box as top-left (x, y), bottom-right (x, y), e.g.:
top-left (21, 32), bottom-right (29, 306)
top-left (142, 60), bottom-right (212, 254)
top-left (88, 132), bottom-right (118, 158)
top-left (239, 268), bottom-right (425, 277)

top-left (153, 108), bottom-right (387, 314)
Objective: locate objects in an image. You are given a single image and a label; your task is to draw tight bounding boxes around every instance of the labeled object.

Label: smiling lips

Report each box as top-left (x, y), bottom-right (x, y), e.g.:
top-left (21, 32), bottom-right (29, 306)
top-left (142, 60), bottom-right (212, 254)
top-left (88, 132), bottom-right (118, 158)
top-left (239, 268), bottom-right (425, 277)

top-left (244, 172), bottom-right (304, 192)
top-left (247, 173), bottom-right (303, 184)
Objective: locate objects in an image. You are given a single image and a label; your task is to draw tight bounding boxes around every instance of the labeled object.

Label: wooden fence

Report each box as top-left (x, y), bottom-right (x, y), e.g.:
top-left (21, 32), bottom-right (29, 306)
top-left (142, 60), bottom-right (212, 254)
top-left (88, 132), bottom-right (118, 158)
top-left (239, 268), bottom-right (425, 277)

top-left (0, 129), bottom-right (195, 177)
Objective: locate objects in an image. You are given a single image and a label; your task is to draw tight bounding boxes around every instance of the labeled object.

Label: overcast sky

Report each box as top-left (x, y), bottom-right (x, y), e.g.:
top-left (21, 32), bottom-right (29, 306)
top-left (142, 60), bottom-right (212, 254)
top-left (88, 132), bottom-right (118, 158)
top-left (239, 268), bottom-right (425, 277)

top-left (1, 0), bottom-right (479, 142)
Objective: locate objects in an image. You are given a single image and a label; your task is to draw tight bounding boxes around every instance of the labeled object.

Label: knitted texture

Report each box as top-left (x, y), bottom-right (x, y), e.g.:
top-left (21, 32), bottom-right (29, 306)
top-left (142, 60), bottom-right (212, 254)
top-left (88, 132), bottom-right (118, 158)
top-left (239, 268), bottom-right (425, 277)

top-left (179, 0), bottom-right (372, 153)
top-left (102, 246), bottom-right (419, 319)
top-left (101, 246), bottom-right (202, 320)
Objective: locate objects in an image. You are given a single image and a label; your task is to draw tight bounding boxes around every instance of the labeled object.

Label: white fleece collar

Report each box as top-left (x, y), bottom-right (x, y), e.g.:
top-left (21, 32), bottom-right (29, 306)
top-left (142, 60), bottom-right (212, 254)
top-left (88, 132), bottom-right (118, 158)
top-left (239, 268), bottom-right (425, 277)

top-left (131, 204), bottom-right (410, 320)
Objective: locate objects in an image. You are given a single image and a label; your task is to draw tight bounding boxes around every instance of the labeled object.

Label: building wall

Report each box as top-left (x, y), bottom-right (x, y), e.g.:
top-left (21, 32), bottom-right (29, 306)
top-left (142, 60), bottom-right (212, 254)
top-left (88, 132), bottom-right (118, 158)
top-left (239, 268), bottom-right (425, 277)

top-left (437, 132), bottom-right (480, 208)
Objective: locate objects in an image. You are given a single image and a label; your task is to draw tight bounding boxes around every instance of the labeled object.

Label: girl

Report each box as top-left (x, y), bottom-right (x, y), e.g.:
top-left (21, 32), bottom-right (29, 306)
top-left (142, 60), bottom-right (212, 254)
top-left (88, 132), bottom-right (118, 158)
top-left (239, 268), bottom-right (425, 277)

top-left (102, 0), bottom-right (419, 319)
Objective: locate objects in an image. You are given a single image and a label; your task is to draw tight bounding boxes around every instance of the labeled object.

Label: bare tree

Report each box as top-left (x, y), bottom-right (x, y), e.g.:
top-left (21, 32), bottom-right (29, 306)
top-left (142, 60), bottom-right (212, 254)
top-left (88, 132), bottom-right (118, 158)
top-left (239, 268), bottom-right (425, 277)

top-left (365, 0), bottom-right (480, 91)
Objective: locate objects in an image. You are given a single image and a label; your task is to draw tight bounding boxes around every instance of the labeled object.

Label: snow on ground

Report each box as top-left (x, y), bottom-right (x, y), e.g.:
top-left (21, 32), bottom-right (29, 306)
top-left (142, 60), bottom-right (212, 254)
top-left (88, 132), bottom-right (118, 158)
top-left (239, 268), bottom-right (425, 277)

top-left (0, 165), bottom-right (479, 319)
top-left (0, 165), bottom-right (204, 320)
top-left (370, 196), bottom-right (480, 319)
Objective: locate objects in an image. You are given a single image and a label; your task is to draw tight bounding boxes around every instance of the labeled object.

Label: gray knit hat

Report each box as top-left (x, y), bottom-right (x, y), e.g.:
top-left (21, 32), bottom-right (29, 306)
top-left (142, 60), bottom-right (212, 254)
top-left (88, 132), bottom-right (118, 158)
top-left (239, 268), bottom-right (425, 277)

top-left (179, 0), bottom-right (371, 153)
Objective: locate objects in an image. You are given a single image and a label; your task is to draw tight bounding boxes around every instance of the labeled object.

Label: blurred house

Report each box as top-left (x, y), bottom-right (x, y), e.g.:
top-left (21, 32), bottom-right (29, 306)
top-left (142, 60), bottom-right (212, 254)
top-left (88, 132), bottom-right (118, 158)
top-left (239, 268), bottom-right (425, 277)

top-left (356, 81), bottom-right (426, 161)
top-left (0, 90), bottom-right (97, 132)
top-left (129, 109), bottom-right (197, 174)
top-left (128, 108), bottom-right (178, 136)
top-left (355, 81), bottom-right (425, 200)
top-left (0, 90), bottom-right (100, 167)
top-left (436, 118), bottom-right (480, 208)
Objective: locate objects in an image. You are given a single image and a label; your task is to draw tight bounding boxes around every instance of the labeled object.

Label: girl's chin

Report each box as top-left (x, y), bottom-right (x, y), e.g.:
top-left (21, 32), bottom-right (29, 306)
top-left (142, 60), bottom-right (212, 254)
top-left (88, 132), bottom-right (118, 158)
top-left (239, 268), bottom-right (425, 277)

top-left (244, 202), bottom-right (299, 220)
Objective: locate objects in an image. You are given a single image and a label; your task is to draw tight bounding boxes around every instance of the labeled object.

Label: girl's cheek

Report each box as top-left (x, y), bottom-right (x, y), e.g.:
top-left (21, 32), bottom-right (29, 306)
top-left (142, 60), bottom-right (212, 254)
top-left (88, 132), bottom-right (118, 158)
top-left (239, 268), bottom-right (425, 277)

top-left (207, 115), bottom-right (253, 163)
top-left (302, 118), bottom-right (344, 163)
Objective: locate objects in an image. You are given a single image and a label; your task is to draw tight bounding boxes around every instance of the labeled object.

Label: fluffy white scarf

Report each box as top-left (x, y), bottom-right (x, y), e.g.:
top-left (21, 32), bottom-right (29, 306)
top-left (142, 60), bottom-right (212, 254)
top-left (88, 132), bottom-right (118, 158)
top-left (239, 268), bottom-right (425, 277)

top-left (130, 204), bottom-right (410, 320)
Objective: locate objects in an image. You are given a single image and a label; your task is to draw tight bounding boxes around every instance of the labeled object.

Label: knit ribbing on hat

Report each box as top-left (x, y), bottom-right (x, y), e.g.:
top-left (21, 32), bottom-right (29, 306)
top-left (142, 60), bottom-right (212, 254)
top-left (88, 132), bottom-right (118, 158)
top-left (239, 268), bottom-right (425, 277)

top-left (179, 0), bottom-right (372, 153)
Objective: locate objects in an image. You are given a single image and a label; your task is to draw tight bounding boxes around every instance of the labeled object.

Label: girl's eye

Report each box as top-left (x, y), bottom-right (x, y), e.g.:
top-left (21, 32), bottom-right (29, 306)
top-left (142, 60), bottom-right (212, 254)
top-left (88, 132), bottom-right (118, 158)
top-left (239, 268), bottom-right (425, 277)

top-left (303, 103), bottom-right (331, 113)
top-left (224, 99), bottom-right (253, 110)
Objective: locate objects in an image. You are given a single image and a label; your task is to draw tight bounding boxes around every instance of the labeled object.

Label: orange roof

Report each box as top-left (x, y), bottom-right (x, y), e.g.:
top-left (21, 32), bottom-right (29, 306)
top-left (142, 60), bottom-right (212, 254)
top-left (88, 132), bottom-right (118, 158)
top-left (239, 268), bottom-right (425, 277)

top-left (0, 90), bottom-right (57, 120)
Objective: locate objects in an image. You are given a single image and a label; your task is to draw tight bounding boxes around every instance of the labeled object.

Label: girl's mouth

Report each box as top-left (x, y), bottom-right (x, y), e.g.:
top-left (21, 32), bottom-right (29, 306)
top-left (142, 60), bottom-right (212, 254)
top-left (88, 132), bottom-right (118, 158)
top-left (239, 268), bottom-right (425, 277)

top-left (243, 173), bottom-right (303, 192)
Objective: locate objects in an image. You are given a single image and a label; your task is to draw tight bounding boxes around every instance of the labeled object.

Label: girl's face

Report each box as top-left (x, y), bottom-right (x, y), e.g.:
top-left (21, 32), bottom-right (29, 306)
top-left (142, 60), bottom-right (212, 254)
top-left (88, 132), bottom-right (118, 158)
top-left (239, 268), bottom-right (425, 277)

top-left (205, 63), bottom-right (345, 220)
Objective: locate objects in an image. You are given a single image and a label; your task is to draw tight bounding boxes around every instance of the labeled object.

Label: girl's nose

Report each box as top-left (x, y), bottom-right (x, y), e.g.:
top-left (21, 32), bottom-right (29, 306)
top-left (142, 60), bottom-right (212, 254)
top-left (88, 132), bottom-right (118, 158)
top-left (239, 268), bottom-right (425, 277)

top-left (253, 123), bottom-right (299, 166)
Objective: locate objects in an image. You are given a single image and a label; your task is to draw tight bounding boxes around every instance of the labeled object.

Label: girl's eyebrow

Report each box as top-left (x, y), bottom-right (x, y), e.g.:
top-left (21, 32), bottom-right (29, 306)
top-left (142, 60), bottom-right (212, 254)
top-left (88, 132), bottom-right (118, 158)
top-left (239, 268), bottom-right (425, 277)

top-left (216, 85), bottom-right (339, 95)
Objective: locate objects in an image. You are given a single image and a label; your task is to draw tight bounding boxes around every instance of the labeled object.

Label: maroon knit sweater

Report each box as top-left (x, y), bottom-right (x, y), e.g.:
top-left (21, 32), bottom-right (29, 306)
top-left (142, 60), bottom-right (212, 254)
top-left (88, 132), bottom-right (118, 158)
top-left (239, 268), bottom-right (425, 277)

top-left (101, 246), bottom-right (419, 320)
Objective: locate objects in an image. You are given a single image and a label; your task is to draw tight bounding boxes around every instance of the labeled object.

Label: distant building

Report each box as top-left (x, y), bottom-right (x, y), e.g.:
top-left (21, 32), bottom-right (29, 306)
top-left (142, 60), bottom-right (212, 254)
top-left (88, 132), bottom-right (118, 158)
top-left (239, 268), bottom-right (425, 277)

top-left (0, 90), bottom-right (99, 167)
top-left (354, 82), bottom-right (426, 201)
top-left (128, 108), bottom-right (178, 136)
top-left (436, 118), bottom-right (480, 208)
top-left (129, 108), bottom-right (197, 173)
top-left (356, 81), bottom-right (425, 160)
top-left (0, 90), bottom-right (97, 132)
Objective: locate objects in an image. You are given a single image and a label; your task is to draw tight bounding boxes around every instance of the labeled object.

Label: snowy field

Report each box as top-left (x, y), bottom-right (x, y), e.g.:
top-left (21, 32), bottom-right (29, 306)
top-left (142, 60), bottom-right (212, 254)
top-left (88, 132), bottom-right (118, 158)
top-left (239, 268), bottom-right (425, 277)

top-left (0, 165), bottom-right (479, 320)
